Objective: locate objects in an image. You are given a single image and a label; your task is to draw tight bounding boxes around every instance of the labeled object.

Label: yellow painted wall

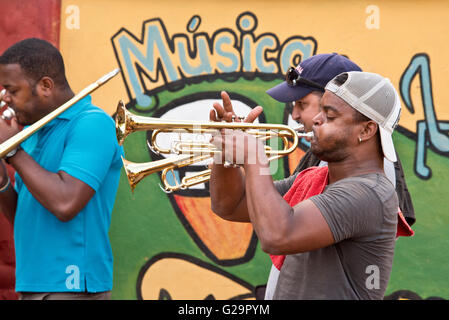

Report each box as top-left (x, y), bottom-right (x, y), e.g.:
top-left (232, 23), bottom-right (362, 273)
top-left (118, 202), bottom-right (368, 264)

top-left (60, 0), bottom-right (449, 132)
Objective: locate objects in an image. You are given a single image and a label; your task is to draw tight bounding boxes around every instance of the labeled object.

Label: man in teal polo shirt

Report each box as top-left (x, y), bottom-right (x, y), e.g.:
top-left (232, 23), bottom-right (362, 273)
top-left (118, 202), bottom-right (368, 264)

top-left (0, 38), bottom-right (123, 299)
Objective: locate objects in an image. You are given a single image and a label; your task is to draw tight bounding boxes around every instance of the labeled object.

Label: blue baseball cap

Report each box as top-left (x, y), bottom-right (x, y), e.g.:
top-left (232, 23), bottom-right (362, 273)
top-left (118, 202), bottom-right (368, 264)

top-left (266, 53), bottom-right (362, 103)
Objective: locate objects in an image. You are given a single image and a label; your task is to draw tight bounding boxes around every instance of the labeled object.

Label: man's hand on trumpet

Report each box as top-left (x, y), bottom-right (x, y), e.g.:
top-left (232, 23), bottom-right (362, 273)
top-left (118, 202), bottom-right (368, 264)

top-left (0, 116), bottom-right (20, 150)
top-left (210, 128), bottom-right (269, 170)
top-left (209, 91), bottom-right (265, 168)
top-left (210, 91), bottom-right (263, 123)
top-left (0, 89), bottom-right (20, 146)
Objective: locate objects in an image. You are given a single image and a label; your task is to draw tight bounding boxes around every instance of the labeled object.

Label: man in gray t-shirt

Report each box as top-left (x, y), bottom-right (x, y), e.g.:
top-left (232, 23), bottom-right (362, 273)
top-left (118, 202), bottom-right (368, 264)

top-left (274, 173), bottom-right (397, 299)
top-left (264, 54), bottom-right (413, 300)
top-left (209, 71), bottom-right (402, 299)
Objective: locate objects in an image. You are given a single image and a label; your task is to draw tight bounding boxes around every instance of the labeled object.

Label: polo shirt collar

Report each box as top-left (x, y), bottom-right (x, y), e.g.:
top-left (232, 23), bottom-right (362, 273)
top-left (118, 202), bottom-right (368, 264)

top-left (20, 95), bottom-right (92, 154)
top-left (40, 95), bottom-right (91, 131)
top-left (56, 95), bottom-right (92, 121)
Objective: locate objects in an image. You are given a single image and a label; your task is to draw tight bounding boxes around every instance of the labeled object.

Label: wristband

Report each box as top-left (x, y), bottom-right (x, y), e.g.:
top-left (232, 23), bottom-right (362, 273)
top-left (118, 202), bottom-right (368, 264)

top-left (5, 146), bottom-right (21, 164)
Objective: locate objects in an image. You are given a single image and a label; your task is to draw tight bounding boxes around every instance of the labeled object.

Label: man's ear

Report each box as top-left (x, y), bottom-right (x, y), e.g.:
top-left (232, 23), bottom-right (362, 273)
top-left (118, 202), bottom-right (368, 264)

top-left (36, 76), bottom-right (54, 97)
top-left (360, 120), bottom-right (379, 141)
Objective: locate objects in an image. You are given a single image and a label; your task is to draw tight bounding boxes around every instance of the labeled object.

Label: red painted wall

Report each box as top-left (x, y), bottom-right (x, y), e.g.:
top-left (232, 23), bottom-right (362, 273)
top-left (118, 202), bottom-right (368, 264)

top-left (0, 0), bottom-right (61, 52)
top-left (0, 0), bottom-right (61, 299)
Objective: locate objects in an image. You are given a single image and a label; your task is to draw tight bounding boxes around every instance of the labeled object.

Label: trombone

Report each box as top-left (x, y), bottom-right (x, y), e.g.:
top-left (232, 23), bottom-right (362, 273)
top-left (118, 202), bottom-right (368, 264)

top-left (116, 101), bottom-right (313, 192)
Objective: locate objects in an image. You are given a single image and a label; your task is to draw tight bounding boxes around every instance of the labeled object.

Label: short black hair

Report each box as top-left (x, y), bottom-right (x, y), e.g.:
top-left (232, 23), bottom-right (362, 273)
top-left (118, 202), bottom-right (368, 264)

top-left (0, 38), bottom-right (69, 87)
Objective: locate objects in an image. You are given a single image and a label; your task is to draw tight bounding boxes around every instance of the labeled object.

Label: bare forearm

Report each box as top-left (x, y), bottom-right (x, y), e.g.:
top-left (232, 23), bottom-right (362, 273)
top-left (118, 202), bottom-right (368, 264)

top-left (244, 162), bottom-right (294, 253)
top-left (209, 164), bottom-right (249, 222)
top-left (8, 150), bottom-right (86, 221)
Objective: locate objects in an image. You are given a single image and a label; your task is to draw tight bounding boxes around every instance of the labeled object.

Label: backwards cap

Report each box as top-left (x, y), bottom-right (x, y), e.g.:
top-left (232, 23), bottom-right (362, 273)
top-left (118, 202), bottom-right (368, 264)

top-left (325, 71), bottom-right (401, 162)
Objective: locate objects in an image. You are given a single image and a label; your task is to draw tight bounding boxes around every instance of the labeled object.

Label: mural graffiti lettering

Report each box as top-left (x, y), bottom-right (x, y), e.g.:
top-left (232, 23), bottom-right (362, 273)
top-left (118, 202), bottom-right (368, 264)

top-left (112, 11), bottom-right (317, 109)
top-left (399, 53), bottom-right (449, 179)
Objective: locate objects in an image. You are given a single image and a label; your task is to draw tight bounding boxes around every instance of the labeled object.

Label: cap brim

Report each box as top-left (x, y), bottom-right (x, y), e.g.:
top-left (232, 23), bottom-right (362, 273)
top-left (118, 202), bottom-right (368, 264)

top-left (379, 127), bottom-right (397, 162)
top-left (266, 81), bottom-right (313, 103)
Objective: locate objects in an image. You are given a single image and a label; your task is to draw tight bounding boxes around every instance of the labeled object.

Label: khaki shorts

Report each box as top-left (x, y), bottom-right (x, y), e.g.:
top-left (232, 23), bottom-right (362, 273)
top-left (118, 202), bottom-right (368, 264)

top-left (19, 291), bottom-right (111, 300)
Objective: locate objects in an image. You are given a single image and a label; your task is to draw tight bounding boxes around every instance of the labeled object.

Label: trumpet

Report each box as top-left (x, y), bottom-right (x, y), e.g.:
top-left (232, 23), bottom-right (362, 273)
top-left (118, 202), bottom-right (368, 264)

top-left (116, 101), bottom-right (313, 192)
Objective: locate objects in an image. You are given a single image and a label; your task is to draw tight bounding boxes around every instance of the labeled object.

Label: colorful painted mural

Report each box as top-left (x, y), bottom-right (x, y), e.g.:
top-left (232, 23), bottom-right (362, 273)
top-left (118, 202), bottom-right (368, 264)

top-left (2, 0), bottom-right (448, 300)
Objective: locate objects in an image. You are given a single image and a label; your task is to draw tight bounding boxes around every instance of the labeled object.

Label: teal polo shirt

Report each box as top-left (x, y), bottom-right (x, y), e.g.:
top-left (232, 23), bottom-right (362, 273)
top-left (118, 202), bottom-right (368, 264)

top-left (14, 95), bottom-right (124, 293)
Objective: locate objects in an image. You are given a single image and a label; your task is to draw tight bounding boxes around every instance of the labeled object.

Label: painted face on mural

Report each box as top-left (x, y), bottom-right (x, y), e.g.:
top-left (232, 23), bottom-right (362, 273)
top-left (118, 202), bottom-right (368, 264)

top-left (0, 63), bottom-right (47, 126)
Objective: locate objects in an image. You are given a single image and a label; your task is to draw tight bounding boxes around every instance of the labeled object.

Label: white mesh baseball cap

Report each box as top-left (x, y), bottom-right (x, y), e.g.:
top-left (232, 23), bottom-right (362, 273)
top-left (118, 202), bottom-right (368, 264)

top-left (325, 71), bottom-right (401, 162)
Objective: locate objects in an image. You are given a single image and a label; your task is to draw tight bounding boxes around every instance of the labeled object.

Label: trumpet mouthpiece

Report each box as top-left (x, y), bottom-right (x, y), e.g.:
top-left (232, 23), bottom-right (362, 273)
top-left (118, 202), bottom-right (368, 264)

top-left (293, 124), bottom-right (305, 132)
top-left (302, 131), bottom-right (314, 138)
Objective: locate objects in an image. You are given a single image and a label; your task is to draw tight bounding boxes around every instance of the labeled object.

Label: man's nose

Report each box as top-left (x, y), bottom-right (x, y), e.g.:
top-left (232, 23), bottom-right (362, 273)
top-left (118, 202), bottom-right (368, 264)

top-left (291, 104), bottom-right (301, 120)
top-left (312, 111), bottom-right (323, 126)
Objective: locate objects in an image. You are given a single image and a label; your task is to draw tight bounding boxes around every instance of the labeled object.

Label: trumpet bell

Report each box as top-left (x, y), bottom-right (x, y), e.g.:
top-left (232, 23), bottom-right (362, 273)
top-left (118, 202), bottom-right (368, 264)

top-left (115, 100), bottom-right (127, 145)
top-left (122, 154), bottom-right (212, 192)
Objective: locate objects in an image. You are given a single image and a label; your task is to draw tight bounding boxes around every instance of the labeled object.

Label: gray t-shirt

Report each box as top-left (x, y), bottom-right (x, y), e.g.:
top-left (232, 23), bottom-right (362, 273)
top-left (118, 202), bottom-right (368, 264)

top-left (273, 173), bottom-right (398, 300)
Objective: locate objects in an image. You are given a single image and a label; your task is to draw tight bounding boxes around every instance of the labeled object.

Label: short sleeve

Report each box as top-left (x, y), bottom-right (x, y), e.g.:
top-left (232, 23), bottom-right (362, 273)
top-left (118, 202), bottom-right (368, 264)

top-left (309, 176), bottom-right (387, 243)
top-left (58, 111), bottom-right (120, 192)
